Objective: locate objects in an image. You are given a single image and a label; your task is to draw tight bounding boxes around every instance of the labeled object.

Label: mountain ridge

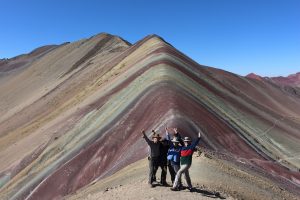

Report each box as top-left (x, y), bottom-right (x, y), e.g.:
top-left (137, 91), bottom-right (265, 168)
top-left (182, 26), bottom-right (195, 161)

top-left (246, 72), bottom-right (300, 86)
top-left (0, 33), bottom-right (299, 200)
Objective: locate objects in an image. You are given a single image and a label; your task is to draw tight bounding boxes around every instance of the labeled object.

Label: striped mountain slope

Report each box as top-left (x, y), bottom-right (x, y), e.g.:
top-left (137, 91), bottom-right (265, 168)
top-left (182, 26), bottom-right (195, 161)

top-left (0, 33), bottom-right (299, 200)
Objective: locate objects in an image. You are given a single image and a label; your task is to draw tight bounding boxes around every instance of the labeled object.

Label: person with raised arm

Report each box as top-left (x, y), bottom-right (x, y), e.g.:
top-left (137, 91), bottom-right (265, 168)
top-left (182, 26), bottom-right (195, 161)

top-left (170, 130), bottom-right (202, 192)
top-left (142, 129), bottom-right (165, 187)
top-left (173, 127), bottom-right (184, 146)
top-left (165, 127), bottom-right (182, 187)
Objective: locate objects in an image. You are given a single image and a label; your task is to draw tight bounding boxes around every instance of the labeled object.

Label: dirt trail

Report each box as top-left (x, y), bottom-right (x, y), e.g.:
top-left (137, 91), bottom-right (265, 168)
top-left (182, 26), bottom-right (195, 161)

top-left (66, 154), bottom-right (298, 200)
top-left (80, 181), bottom-right (229, 200)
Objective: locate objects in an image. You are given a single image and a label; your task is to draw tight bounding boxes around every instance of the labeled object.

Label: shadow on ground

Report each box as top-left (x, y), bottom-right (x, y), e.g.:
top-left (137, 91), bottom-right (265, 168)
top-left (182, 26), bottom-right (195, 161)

top-left (191, 187), bottom-right (226, 199)
top-left (152, 183), bottom-right (226, 199)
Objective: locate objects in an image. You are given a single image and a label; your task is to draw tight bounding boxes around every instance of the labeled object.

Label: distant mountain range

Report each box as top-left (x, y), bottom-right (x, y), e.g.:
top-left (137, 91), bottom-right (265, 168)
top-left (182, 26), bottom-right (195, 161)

top-left (247, 72), bottom-right (300, 97)
top-left (247, 72), bottom-right (300, 87)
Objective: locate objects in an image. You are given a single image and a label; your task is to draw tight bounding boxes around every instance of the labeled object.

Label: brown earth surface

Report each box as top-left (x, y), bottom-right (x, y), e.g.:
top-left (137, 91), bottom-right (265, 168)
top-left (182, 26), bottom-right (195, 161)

top-left (67, 153), bottom-right (298, 200)
top-left (0, 33), bottom-right (299, 200)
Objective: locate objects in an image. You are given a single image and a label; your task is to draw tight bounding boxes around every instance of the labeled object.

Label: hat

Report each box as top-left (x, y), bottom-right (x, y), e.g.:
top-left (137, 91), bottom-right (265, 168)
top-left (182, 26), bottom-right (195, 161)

top-left (151, 133), bottom-right (161, 139)
top-left (183, 137), bottom-right (192, 142)
top-left (171, 137), bottom-right (180, 143)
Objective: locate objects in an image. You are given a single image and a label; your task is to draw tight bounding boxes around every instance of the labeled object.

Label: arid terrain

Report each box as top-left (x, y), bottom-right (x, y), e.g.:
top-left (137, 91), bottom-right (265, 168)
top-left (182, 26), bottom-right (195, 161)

top-left (0, 33), bottom-right (299, 200)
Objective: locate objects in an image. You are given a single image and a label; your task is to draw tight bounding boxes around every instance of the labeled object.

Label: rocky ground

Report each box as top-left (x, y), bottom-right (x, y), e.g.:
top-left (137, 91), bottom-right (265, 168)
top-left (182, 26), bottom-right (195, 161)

top-left (66, 152), bottom-right (298, 200)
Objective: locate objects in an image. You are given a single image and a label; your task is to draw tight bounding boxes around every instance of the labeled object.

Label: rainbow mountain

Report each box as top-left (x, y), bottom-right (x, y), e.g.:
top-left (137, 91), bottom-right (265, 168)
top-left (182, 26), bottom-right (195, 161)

top-left (0, 33), bottom-right (299, 200)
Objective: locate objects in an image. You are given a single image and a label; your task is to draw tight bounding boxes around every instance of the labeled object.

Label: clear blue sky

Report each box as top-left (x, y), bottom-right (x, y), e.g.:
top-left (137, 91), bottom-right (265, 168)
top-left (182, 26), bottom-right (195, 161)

top-left (1, 0), bottom-right (299, 76)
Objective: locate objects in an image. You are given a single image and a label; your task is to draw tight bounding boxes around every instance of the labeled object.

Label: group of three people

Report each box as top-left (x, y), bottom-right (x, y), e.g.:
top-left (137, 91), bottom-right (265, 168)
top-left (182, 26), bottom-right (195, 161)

top-left (142, 127), bottom-right (201, 191)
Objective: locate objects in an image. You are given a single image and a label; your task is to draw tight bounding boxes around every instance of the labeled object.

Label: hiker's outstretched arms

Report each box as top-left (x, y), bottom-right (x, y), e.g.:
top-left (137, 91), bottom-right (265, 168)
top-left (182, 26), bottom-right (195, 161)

top-left (165, 127), bottom-right (171, 140)
top-left (191, 130), bottom-right (202, 149)
top-left (198, 131), bottom-right (202, 138)
top-left (173, 127), bottom-right (184, 145)
top-left (165, 127), bottom-right (174, 147)
top-left (165, 127), bottom-right (169, 133)
top-left (142, 130), bottom-right (151, 145)
top-left (141, 130), bottom-right (146, 137)
top-left (173, 127), bottom-right (178, 134)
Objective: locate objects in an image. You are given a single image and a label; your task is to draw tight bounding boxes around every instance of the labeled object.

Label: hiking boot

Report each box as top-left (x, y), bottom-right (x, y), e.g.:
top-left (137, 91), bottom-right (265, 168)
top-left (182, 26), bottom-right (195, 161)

top-left (170, 187), bottom-right (179, 191)
top-left (160, 182), bottom-right (170, 187)
top-left (188, 187), bottom-right (195, 192)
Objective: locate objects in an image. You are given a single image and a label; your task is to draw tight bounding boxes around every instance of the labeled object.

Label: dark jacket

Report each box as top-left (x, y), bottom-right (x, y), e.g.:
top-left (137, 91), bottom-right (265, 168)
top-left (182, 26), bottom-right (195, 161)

top-left (143, 133), bottom-right (161, 158)
top-left (160, 141), bottom-right (170, 165)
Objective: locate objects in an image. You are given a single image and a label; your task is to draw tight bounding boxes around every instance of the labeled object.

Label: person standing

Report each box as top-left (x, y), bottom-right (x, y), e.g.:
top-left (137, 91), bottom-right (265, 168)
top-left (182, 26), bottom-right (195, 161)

top-left (171, 131), bottom-right (202, 191)
top-left (173, 127), bottom-right (184, 146)
top-left (142, 129), bottom-right (163, 187)
top-left (165, 128), bottom-right (182, 186)
top-left (159, 137), bottom-right (170, 186)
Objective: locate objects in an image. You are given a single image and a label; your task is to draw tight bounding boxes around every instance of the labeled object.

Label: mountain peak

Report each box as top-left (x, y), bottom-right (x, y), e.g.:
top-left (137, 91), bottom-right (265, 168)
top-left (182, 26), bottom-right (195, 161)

top-left (246, 73), bottom-right (263, 80)
top-left (1, 33), bottom-right (300, 200)
top-left (136, 34), bottom-right (174, 48)
top-left (90, 32), bottom-right (132, 46)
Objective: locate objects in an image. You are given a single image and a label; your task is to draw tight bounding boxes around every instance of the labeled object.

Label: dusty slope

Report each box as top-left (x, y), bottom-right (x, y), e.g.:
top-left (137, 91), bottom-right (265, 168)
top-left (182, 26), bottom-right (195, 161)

top-left (0, 45), bottom-right (59, 73)
top-left (66, 153), bottom-right (298, 200)
top-left (0, 33), bottom-right (131, 193)
top-left (0, 33), bottom-right (299, 200)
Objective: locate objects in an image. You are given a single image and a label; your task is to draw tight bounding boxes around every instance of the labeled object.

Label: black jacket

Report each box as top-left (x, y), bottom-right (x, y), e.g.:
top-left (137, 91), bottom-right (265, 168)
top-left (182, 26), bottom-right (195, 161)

top-left (160, 141), bottom-right (170, 165)
top-left (143, 133), bottom-right (161, 158)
